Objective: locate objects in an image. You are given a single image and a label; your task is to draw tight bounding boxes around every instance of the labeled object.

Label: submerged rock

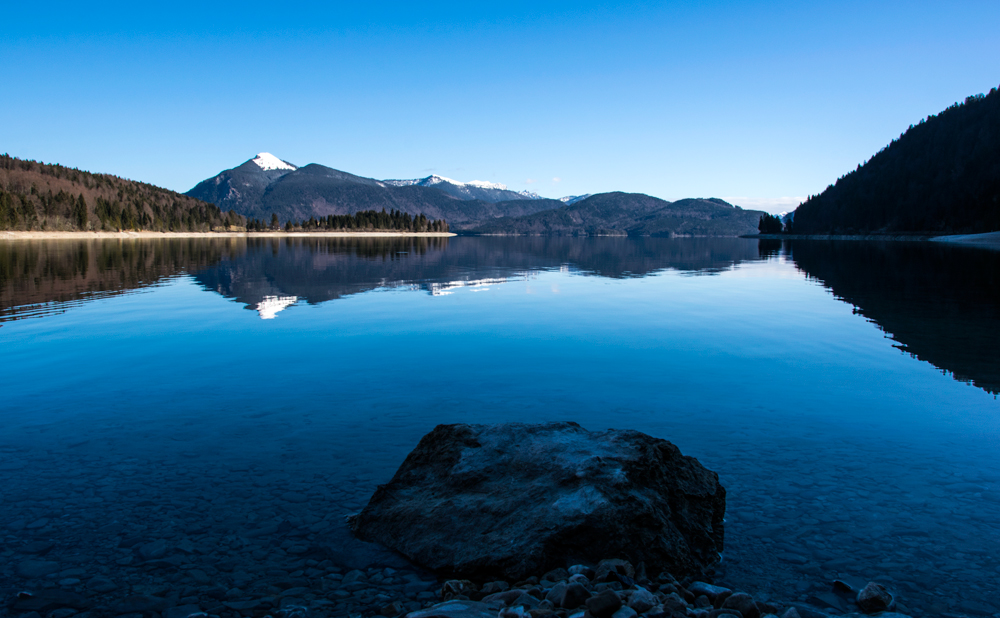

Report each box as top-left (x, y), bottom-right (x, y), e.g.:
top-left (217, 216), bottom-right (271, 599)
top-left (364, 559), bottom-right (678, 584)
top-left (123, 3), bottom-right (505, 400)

top-left (350, 422), bottom-right (726, 580)
top-left (405, 600), bottom-right (497, 618)
top-left (856, 582), bottom-right (894, 613)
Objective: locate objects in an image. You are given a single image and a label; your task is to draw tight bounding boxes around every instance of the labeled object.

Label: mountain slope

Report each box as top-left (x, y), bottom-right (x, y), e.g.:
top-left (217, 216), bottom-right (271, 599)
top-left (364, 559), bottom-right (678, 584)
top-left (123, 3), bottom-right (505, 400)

top-left (185, 154), bottom-right (764, 236)
top-left (187, 153), bottom-right (298, 218)
top-left (793, 86), bottom-right (1000, 234)
top-left (384, 175), bottom-right (539, 203)
top-left (257, 164), bottom-right (561, 226)
top-left (470, 192), bottom-right (763, 236)
top-left (1, 154), bottom-right (238, 232)
top-left (188, 156), bottom-right (562, 227)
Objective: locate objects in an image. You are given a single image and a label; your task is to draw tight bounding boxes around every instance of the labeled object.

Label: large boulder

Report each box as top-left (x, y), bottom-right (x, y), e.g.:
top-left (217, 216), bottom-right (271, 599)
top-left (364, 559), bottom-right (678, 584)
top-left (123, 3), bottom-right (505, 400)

top-left (349, 422), bottom-right (725, 580)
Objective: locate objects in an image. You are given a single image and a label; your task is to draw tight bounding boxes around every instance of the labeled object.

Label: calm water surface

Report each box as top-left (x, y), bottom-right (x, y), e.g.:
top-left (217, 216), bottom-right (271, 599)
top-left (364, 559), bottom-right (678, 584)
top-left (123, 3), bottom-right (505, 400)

top-left (1, 237), bottom-right (998, 617)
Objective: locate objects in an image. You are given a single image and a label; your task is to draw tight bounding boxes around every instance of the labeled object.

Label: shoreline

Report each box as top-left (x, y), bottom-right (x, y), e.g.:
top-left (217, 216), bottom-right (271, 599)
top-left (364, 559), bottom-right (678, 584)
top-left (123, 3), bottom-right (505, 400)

top-left (928, 230), bottom-right (1000, 249)
top-left (744, 231), bottom-right (1000, 249)
top-left (741, 233), bottom-right (933, 241)
top-left (0, 231), bottom-right (456, 240)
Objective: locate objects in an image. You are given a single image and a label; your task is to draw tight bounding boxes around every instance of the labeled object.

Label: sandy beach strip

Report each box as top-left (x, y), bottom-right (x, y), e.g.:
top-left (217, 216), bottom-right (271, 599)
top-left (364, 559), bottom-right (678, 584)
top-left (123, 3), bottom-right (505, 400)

top-left (0, 231), bottom-right (456, 240)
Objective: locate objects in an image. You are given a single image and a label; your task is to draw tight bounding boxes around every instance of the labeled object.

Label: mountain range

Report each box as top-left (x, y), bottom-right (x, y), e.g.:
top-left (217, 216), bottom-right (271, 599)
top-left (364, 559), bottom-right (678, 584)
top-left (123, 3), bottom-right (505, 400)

top-left (186, 153), bottom-right (764, 236)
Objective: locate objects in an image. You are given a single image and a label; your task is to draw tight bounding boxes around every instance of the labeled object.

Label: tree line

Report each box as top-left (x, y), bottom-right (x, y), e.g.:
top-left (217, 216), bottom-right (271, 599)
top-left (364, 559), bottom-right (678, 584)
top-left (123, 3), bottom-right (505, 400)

top-left (0, 154), bottom-right (243, 232)
top-left (792, 86), bottom-right (1000, 234)
top-left (757, 213), bottom-right (789, 234)
top-left (245, 209), bottom-right (449, 233)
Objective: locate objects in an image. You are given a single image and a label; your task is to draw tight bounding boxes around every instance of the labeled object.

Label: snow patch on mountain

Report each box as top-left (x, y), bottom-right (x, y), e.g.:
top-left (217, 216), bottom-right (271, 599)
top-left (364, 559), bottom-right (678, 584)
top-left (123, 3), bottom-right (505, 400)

top-left (384, 175), bottom-right (507, 190)
top-left (560, 194), bottom-right (592, 204)
top-left (252, 153), bottom-right (296, 172)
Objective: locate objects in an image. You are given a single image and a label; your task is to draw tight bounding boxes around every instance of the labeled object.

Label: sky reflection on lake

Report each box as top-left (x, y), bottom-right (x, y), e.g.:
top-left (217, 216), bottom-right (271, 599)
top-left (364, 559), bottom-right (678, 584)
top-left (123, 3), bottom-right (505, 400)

top-left (1, 237), bottom-right (998, 616)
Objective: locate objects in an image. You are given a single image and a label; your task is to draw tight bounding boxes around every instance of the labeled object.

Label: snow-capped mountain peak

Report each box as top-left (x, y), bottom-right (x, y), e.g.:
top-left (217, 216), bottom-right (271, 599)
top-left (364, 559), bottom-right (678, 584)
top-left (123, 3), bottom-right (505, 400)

top-left (383, 175), bottom-right (508, 191)
top-left (381, 174), bottom-right (544, 203)
top-left (464, 179), bottom-right (508, 190)
top-left (252, 153), bottom-right (296, 172)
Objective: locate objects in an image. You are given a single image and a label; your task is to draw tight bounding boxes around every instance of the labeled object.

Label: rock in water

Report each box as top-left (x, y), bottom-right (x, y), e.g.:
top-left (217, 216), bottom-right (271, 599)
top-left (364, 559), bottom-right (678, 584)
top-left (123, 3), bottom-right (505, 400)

top-left (350, 422), bottom-right (726, 580)
top-left (856, 582), bottom-right (894, 613)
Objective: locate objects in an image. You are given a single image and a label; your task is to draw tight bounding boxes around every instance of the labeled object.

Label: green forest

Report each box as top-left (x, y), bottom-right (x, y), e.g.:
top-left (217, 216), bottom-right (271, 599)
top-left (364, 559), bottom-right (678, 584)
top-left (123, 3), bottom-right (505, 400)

top-left (0, 154), bottom-right (242, 232)
top-left (792, 86), bottom-right (1000, 234)
top-left (273, 210), bottom-right (449, 233)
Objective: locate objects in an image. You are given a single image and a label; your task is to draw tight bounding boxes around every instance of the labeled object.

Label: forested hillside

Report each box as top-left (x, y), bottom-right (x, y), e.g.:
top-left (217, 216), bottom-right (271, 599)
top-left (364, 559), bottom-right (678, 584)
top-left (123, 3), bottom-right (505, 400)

top-left (793, 86), bottom-right (1000, 234)
top-left (0, 155), bottom-right (242, 232)
top-left (471, 193), bottom-right (763, 236)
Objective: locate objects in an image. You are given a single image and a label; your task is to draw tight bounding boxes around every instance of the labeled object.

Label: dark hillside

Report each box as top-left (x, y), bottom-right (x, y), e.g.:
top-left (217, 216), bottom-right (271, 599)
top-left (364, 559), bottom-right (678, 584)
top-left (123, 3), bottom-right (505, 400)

top-left (471, 192), bottom-right (763, 236)
top-left (793, 86), bottom-right (1000, 234)
top-left (255, 166), bottom-right (561, 227)
top-left (1, 155), bottom-right (240, 232)
top-left (186, 158), bottom-right (295, 217)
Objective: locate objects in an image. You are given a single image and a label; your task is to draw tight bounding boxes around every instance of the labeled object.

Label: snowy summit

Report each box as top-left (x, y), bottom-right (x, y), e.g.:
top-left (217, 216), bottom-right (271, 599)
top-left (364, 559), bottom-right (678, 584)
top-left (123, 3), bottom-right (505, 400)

top-left (251, 153), bottom-right (296, 172)
top-left (384, 175), bottom-right (507, 191)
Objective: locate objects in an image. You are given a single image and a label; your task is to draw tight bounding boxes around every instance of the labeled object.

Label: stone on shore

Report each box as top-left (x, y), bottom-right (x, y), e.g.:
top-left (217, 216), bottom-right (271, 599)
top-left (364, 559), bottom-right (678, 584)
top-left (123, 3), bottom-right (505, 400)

top-left (350, 422), bottom-right (726, 580)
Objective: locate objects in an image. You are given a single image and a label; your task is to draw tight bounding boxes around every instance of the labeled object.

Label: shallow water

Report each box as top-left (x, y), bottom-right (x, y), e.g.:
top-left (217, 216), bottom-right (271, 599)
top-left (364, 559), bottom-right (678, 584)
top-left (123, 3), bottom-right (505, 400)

top-left (1, 236), bottom-right (998, 617)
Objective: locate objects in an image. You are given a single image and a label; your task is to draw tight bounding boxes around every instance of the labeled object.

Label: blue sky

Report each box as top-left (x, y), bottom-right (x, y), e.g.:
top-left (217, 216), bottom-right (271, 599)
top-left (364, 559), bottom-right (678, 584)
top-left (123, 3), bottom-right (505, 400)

top-left (3, 1), bottom-right (998, 212)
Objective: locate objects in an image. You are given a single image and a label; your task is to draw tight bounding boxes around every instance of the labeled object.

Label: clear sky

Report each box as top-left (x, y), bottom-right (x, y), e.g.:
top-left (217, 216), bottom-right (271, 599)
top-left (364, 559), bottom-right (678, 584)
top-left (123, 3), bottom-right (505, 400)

top-left (3, 1), bottom-right (998, 213)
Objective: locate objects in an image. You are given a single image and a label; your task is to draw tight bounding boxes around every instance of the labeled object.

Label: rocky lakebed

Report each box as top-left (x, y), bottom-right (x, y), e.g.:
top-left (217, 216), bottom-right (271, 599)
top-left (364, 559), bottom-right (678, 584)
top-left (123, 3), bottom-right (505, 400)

top-left (1, 423), bottom-right (993, 618)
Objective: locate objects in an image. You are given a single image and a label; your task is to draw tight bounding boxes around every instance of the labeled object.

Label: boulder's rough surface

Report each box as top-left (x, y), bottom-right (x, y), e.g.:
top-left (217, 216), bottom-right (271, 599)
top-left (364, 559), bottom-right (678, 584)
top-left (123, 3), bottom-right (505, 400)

top-left (856, 582), bottom-right (894, 614)
top-left (350, 422), bottom-right (726, 580)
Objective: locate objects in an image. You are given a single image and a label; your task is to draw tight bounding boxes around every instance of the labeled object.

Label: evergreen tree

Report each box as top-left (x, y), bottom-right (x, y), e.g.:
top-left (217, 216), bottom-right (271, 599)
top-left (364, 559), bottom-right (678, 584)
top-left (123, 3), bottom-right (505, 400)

top-left (74, 194), bottom-right (88, 230)
top-left (758, 214), bottom-right (783, 234)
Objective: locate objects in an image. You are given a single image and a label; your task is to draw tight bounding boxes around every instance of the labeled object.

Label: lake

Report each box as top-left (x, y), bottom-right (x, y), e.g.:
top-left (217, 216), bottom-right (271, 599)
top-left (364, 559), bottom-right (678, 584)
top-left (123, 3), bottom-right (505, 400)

top-left (1, 236), bottom-right (998, 617)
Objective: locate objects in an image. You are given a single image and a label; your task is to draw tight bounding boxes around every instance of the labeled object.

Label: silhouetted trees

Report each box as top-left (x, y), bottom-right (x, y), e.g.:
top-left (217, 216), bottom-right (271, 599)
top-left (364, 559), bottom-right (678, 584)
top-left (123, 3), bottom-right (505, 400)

top-left (793, 86), bottom-right (1000, 234)
top-left (758, 213), bottom-right (784, 234)
top-left (284, 209), bottom-right (449, 233)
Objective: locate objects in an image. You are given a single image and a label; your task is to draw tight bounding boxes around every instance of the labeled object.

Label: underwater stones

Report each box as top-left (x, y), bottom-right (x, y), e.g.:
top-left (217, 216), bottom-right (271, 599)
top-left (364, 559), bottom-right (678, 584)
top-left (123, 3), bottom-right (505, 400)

top-left (136, 539), bottom-right (170, 561)
top-left (18, 541), bottom-right (55, 555)
top-left (112, 595), bottom-right (168, 614)
top-left (405, 600), bottom-right (497, 618)
top-left (11, 590), bottom-right (88, 612)
top-left (350, 422), bottom-right (726, 580)
top-left (16, 560), bottom-right (62, 579)
top-left (162, 604), bottom-right (204, 618)
top-left (856, 582), bottom-right (894, 613)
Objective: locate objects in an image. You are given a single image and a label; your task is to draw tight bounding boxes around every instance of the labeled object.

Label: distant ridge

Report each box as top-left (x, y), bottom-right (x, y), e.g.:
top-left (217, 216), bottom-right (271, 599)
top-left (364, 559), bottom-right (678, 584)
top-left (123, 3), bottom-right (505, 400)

top-left (792, 86), bottom-right (1000, 234)
top-left (383, 175), bottom-right (540, 203)
top-left (186, 155), bottom-right (767, 236)
top-left (471, 193), bottom-right (762, 236)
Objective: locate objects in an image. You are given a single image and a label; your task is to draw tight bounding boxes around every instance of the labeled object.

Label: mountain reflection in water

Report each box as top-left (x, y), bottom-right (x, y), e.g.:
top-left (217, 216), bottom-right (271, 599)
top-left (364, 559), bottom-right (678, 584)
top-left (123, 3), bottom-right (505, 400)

top-left (2, 236), bottom-right (998, 396)
top-left (192, 236), bottom-right (762, 316)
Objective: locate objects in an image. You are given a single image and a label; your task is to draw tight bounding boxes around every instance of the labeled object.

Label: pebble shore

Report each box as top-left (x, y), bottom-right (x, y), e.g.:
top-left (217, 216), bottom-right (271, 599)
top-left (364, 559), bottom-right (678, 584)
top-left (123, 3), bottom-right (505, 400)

top-left (417, 559), bottom-right (913, 618)
top-left (6, 553), bottom-right (918, 618)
